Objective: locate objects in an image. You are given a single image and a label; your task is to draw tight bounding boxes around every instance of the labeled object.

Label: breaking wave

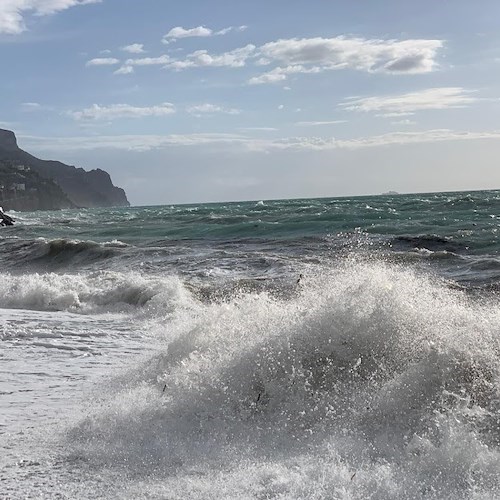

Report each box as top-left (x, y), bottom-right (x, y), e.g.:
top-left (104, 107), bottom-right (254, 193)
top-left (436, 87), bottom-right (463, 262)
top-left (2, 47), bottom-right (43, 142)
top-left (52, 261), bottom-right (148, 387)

top-left (65, 261), bottom-right (500, 499)
top-left (0, 271), bottom-right (194, 315)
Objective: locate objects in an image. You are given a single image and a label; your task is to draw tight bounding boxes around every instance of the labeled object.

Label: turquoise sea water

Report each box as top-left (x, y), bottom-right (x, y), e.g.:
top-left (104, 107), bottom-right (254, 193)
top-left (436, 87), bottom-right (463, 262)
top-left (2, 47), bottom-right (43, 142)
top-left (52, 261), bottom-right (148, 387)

top-left (1, 190), bottom-right (500, 499)
top-left (9, 190), bottom-right (500, 245)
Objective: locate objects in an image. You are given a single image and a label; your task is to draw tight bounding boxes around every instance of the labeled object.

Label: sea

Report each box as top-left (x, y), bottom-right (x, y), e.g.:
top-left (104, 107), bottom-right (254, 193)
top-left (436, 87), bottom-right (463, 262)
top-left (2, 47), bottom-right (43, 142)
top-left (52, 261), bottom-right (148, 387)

top-left (1, 190), bottom-right (500, 499)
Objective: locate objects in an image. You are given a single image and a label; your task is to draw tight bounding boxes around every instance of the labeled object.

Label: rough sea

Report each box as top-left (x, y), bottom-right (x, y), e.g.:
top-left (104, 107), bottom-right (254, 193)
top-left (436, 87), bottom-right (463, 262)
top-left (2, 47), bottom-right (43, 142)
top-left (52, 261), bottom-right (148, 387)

top-left (2, 190), bottom-right (500, 499)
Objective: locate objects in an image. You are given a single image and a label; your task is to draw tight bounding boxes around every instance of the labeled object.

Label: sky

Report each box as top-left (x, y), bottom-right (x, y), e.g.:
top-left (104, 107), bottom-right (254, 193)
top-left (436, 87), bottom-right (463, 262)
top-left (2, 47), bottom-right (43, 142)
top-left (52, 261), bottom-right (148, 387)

top-left (2, 0), bottom-right (500, 205)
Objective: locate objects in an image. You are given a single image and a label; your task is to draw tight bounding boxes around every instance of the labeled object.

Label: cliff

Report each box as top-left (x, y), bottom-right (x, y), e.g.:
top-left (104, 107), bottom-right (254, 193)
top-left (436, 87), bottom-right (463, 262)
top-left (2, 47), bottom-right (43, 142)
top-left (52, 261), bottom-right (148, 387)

top-left (0, 129), bottom-right (129, 211)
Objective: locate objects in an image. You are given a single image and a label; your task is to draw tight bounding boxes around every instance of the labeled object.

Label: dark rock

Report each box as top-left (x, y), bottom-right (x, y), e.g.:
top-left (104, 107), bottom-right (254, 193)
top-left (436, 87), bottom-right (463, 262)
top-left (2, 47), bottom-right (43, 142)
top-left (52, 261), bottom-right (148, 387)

top-left (0, 129), bottom-right (130, 211)
top-left (0, 129), bottom-right (18, 151)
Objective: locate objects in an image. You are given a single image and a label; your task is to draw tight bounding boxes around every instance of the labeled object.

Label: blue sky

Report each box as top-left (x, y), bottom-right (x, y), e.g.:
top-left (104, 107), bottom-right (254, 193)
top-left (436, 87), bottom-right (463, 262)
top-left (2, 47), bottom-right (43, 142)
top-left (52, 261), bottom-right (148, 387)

top-left (2, 0), bottom-right (500, 205)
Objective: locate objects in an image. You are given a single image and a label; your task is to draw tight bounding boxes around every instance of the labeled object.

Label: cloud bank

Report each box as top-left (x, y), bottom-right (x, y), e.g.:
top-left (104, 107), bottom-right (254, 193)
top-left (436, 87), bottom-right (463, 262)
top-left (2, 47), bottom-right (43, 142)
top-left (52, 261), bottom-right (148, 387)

top-left (67, 103), bottom-right (176, 121)
top-left (105, 34), bottom-right (444, 87)
top-left (249, 36), bottom-right (443, 84)
top-left (342, 87), bottom-right (477, 115)
top-left (22, 128), bottom-right (500, 153)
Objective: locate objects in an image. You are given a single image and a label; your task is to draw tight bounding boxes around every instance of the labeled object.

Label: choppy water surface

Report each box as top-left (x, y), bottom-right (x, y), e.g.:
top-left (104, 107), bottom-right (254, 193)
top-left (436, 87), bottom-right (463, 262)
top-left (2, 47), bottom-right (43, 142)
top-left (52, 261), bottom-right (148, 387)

top-left (2, 190), bottom-right (500, 499)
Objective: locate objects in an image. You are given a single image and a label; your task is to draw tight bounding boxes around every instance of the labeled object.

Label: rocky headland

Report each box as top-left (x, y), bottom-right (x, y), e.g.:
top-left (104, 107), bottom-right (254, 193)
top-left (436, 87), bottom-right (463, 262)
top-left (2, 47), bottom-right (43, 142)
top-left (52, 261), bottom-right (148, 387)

top-left (0, 129), bottom-right (129, 211)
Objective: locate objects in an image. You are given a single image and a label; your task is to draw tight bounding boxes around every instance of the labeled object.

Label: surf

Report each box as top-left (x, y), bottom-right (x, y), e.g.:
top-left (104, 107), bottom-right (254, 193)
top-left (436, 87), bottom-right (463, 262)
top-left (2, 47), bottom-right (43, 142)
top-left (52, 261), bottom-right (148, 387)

top-left (64, 260), bottom-right (500, 498)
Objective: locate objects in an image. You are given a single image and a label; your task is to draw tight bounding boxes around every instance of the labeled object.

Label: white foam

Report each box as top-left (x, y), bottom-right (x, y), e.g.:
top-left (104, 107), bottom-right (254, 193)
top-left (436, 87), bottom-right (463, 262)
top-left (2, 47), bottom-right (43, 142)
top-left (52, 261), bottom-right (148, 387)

top-left (0, 271), bottom-right (196, 316)
top-left (65, 261), bottom-right (500, 498)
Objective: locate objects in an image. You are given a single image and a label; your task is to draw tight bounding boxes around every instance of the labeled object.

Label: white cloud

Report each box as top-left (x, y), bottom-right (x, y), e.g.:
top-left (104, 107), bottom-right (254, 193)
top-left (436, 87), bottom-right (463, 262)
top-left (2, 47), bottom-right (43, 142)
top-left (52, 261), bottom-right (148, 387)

top-left (213, 27), bottom-right (232, 36)
top-left (0, 0), bottom-right (101, 35)
top-left (162, 24), bottom-right (247, 43)
top-left (249, 70), bottom-right (286, 85)
top-left (342, 87), bottom-right (478, 115)
top-left (165, 26), bottom-right (212, 39)
top-left (187, 103), bottom-right (241, 117)
top-left (21, 102), bottom-right (41, 111)
top-left (67, 103), bottom-right (176, 121)
top-left (126, 55), bottom-right (171, 66)
top-left (278, 104), bottom-right (284, 110)
top-left (114, 66), bottom-right (134, 75)
top-left (250, 35), bottom-right (443, 84)
top-left (391, 119), bottom-right (416, 126)
top-left (93, 34), bottom-right (442, 86)
top-left (86, 57), bottom-right (120, 66)
top-left (295, 120), bottom-right (346, 126)
top-left (112, 54), bottom-right (172, 73)
top-left (167, 45), bottom-right (255, 70)
top-left (249, 64), bottom-right (322, 85)
top-left (239, 127), bottom-right (278, 132)
top-left (21, 132), bottom-right (248, 152)
top-left (376, 112), bottom-right (414, 118)
top-left (271, 129), bottom-right (500, 151)
top-left (340, 129), bottom-right (500, 150)
top-left (121, 43), bottom-right (145, 54)
top-left (255, 58), bottom-right (271, 66)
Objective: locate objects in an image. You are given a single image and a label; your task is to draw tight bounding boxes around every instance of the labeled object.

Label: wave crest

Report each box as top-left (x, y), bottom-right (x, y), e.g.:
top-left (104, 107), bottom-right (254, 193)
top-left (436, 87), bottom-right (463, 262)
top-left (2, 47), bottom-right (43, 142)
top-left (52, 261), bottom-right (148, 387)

top-left (67, 262), bottom-right (500, 497)
top-left (0, 271), bottom-right (195, 314)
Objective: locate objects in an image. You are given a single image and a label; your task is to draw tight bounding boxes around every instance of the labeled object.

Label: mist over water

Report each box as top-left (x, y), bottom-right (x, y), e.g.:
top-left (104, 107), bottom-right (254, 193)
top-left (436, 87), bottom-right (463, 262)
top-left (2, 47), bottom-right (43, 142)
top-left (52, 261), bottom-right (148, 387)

top-left (2, 190), bottom-right (500, 499)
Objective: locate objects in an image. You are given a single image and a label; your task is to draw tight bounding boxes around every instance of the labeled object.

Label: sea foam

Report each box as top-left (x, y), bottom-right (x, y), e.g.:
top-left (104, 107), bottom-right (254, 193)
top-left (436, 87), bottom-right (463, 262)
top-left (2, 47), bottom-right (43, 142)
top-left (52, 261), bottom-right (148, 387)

top-left (0, 271), bottom-right (194, 315)
top-left (65, 261), bottom-right (500, 499)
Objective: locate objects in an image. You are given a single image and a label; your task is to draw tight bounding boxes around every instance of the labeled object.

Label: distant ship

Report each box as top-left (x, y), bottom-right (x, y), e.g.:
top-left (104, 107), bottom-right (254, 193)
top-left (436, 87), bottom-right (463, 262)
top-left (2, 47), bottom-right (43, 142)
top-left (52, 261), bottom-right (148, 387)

top-left (382, 191), bottom-right (399, 196)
